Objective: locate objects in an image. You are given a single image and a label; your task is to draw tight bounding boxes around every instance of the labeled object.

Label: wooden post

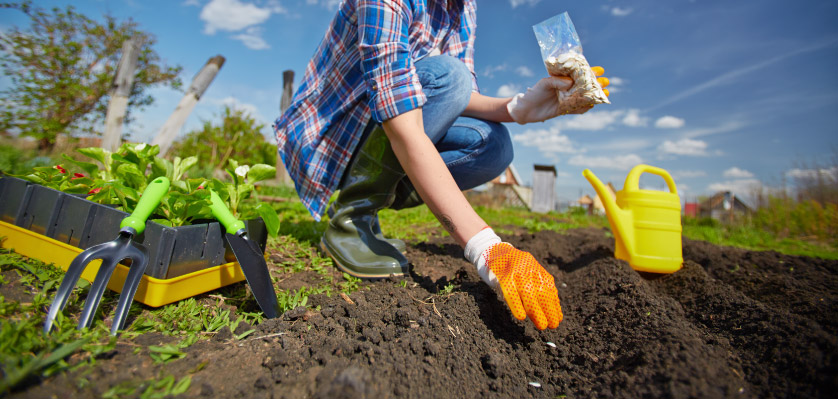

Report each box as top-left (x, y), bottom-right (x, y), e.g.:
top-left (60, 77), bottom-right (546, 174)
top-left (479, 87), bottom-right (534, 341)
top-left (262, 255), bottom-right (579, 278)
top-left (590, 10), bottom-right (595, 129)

top-left (101, 39), bottom-right (141, 152)
top-left (275, 69), bottom-right (294, 185)
top-left (151, 55), bottom-right (225, 157)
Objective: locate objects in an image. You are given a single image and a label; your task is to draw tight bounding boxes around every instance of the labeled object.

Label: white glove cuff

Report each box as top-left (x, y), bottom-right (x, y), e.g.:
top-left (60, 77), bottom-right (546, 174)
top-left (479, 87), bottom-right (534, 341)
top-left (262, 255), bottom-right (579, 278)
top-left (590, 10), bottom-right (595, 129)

top-left (464, 228), bottom-right (502, 288)
top-left (506, 93), bottom-right (527, 125)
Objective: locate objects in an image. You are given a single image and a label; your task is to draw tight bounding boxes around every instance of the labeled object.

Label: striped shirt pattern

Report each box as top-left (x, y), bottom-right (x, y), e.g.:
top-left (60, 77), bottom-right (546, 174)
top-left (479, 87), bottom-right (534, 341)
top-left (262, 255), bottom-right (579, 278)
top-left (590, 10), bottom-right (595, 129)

top-left (273, 0), bottom-right (478, 220)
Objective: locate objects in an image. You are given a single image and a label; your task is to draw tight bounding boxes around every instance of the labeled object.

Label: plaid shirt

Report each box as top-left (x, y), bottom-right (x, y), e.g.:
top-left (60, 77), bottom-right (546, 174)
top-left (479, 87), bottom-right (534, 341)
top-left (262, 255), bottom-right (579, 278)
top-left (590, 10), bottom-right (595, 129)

top-left (273, 0), bottom-right (478, 220)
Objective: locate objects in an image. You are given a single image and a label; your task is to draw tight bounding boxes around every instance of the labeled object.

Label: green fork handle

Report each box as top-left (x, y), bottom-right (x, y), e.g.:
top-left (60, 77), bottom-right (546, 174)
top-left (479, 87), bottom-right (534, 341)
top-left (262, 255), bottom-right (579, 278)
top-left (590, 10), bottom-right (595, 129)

top-left (209, 190), bottom-right (245, 235)
top-left (120, 176), bottom-right (170, 235)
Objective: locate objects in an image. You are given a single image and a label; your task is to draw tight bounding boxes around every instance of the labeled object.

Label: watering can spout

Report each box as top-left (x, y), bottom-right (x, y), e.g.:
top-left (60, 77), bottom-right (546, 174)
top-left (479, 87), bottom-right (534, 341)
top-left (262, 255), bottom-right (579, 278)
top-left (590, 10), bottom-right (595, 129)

top-left (582, 169), bottom-right (633, 258)
top-left (583, 169), bottom-right (619, 219)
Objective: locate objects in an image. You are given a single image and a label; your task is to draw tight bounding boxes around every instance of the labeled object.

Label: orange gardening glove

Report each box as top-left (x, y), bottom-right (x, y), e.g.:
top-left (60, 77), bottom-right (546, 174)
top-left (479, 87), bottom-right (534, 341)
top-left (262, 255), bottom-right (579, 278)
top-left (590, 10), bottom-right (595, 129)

top-left (464, 228), bottom-right (563, 330)
top-left (592, 66), bottom-right (610, 97)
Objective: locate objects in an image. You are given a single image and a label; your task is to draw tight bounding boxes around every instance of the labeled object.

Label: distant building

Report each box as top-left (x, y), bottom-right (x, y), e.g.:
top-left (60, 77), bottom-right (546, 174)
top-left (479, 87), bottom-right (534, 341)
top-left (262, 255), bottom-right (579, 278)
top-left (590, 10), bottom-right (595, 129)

top-left (684, 202), bottom-right (698, 218)
top-left (699, 191), bottom-right (751, 222)
top-left (491, 164), bottom-right (522, 186)
top-left (475, 164), bottom-right (531, 209)
top-left (531, 164), bottom-right (557, 213)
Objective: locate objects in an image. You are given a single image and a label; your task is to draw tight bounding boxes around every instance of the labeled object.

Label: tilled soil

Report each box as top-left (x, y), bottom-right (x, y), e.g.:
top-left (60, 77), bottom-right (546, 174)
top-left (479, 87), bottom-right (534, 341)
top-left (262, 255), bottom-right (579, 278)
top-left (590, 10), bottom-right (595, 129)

top-left (12, 228), bottom-right (838, 398)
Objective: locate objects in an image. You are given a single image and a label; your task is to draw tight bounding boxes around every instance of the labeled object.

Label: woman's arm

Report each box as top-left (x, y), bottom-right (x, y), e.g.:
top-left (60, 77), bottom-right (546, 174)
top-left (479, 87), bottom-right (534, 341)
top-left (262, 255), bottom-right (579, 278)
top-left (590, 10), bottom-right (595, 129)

top-left (462, 92), bottom-right (514, 123)
top-left (381, 107), bottom-right (486, 247)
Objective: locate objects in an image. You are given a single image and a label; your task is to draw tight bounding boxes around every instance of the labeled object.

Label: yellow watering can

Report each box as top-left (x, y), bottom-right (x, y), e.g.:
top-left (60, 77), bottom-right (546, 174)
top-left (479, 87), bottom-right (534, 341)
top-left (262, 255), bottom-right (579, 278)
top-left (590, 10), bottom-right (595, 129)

top-left (583, 164), bottom-right (683, 274)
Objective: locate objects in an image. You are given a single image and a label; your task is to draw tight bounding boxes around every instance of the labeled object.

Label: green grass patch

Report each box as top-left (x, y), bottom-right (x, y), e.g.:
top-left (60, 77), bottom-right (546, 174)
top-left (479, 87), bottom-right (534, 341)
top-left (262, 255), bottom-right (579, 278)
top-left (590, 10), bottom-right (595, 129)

top-left (683, 218), bottom-right (838, 260)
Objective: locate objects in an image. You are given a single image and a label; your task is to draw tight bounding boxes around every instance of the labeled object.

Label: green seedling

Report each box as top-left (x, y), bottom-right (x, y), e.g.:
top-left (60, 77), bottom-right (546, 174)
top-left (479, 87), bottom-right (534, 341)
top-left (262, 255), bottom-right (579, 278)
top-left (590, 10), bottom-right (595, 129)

top-left (148, 344), bottom-right (186, 364)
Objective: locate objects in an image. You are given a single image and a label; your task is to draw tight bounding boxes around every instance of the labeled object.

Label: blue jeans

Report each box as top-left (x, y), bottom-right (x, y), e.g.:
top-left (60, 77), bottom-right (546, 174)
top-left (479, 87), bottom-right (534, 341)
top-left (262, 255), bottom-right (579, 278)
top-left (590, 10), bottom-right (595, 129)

top-left (403, 55), bottom-right (513, 190)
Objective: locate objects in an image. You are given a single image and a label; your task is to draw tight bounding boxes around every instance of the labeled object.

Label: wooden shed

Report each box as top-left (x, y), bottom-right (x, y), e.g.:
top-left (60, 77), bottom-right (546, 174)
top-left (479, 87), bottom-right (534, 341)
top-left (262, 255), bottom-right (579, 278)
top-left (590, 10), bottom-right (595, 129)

top-left (531, 164), bottom-right (557, 213)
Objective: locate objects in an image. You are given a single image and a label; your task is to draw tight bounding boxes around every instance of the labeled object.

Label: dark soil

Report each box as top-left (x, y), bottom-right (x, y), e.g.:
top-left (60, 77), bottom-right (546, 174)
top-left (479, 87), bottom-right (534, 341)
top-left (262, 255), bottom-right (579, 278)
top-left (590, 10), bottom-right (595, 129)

top-left (12, 228), bottom-right (838, 398)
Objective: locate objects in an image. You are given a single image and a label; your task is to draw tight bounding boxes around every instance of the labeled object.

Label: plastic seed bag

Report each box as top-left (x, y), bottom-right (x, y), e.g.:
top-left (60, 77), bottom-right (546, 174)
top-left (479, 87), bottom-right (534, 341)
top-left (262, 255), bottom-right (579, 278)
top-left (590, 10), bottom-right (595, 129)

top-left (533, 12), bottom-right (609, 113)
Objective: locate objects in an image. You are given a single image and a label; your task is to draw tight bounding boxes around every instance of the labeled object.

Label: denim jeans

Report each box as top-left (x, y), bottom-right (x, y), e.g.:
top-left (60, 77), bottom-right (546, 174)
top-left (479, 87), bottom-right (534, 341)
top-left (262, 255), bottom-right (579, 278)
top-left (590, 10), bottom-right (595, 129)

top-left (404, 55), bottom-right (514, 190)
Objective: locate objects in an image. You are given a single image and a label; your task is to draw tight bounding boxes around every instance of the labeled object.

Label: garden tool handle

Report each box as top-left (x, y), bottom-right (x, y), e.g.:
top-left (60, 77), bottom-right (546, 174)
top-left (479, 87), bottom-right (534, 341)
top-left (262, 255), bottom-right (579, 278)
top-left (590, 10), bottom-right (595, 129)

top-left (624, 164), bottom-right (678, 194)
top-left (120, 176), bottom-right (170, 235)
top-left (209, 190), bottom-right (245, 235)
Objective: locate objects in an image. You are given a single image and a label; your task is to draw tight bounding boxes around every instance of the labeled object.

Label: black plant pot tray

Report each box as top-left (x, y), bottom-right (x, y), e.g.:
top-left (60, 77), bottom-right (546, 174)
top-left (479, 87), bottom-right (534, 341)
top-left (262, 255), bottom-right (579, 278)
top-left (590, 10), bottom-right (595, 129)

top-left (0, 176), bottom-right (267, 307)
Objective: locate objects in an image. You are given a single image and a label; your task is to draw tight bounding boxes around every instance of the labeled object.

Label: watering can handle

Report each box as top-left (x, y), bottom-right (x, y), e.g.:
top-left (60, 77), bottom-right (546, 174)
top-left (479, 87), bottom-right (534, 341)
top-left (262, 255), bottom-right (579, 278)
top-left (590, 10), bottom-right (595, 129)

top-left (624, 164), bottom-right (678, 194)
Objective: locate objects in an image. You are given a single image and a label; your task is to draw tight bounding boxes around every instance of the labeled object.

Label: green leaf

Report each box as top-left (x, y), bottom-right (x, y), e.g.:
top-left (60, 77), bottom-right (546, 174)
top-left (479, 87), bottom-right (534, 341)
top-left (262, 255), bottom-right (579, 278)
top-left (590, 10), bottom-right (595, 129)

top-left (77, 147), bottom-right (108, 165)
top-left (151, 158), bottom-right (174, 181)
top-left (236, 183), bottom-right (255, 201)
top-left (255, 202), bottom-right (280, 237)
top-left (234, 329), bottom-right (256, 340)
top-left (174, 156), bottom-right (198, 180)
top-left (246, 164), bottom-right (276, 183)
top-left (171, 375), bottom-right (192, 395)
top-left (115, 163), bottom-right (146, 189)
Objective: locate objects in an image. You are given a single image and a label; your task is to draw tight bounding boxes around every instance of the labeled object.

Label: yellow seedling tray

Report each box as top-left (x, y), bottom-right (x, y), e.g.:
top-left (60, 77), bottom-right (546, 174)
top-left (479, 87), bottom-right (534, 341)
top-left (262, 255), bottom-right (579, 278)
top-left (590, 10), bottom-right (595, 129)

top-left (0, 220), bottom-right (246, 307)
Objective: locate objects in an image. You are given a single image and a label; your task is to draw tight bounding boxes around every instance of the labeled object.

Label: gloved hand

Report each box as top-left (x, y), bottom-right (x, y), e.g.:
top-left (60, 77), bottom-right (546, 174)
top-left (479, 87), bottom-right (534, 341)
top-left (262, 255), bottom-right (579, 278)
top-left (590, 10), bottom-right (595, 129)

top-left (506, 66), bottom-right (610, 124)
top-left (464, 228), bottom-right (563, 330)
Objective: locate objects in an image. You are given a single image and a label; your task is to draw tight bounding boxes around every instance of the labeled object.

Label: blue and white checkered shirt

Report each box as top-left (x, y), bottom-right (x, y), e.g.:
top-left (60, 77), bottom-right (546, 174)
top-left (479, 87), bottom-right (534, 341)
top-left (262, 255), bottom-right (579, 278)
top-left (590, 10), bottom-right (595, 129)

top-left (273, 0), bottom-right (478, 220)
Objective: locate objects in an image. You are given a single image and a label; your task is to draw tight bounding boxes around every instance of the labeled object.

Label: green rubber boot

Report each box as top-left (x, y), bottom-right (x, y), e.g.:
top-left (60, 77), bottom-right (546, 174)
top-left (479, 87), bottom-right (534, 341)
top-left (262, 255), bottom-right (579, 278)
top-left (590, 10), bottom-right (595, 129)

top-left (390, 177), bottom-right (424, 211)
top-left (326, 204), bottom-right (406, 252)
top-left (321, 126), bottom-right (409, 278)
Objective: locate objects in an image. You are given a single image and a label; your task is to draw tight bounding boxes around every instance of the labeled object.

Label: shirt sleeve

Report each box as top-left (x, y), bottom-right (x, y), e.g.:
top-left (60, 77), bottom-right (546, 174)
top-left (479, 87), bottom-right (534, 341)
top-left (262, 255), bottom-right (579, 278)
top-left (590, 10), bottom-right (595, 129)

top-left (358, 0), bottom-right (426, 123)
top-left (442, 1), bottom-right (479, 93)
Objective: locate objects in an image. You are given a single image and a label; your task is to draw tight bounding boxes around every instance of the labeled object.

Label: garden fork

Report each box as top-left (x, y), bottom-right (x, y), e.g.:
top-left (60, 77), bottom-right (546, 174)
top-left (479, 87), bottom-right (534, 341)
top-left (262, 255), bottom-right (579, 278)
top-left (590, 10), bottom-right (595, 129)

top-left (43, 176), bottom-right (170, 335)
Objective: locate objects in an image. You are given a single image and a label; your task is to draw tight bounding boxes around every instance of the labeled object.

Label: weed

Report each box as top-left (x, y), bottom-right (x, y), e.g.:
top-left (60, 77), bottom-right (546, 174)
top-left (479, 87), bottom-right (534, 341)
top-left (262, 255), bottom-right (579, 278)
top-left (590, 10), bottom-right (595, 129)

top-left (102, 373), bottom-right (191, 399)
top-left (438, 283), bottom-right (455, 296)
top-left (148, 344), bottom-right (186, 364)
top-left (276, 287), bottom-right (327, 313)
top-left (339, 273), bottom-right (362, 294)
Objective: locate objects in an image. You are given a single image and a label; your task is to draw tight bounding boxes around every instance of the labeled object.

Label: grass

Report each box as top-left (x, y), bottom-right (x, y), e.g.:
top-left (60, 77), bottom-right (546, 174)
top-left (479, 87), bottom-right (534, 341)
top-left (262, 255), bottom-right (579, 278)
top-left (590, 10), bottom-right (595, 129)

top-left (682, 217), bottom-right (838, 260)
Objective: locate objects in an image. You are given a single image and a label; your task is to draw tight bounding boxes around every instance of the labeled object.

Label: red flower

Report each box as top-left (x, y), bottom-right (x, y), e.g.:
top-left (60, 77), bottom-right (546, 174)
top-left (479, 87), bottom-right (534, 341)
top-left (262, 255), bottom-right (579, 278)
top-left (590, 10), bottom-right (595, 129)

top-left (88, 187), bottom-right (101, 195)
top-left (54, 165), bottom-right (67, 174)
top-left (197, 185), bottom-right (204, 190)
top-left (71, 173), bottom-right (85, 180)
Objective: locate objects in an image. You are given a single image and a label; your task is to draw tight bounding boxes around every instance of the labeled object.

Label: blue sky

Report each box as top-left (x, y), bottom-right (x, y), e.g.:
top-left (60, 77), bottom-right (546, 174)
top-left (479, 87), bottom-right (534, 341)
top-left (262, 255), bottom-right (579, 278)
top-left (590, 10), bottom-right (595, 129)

top-left (2, 0), bottom-right (837, 205)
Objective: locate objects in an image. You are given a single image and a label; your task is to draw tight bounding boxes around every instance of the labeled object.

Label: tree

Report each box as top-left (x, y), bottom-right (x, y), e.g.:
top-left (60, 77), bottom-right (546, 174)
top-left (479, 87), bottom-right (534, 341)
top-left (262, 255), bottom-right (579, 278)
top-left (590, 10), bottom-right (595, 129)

top-left (170, 106), bottom-right (277, 175)
top-left (0, 1), bottom-right (182, 151)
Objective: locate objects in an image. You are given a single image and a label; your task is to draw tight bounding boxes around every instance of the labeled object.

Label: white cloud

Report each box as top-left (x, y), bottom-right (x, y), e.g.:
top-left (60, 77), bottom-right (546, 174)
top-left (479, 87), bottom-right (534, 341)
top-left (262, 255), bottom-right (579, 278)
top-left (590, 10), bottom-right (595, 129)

top-left (306, 0), bottom-right (341, 9)
top-left (622, 109), bottom-right (648, 127)
top-left (510, 0), bottom-right (541, 8)
top-left (512, 128), bottom-right (580, 155)
top-left (707, 179), bottom-right (761, 194)
top-left (232, 27), bottom-right (270, 50)
top-left (682, 120), bottom-right (744, 139)
top-left (515, 66), bottom-right (534, 77)
top-left (481, 64), bottom-right (507, 78)
top-left (658, 138), bottom-right (708, 156)
top-left (496, 84), bottom-right (521, 98)
top-left (550, 109), bottom-right (653, 131)
top-left (610, 7), bottom-right (633, 17)
top-left (569, 154), bottom-right (644, 170)
top-left (216, 96), bottom-right (264, 122)
top-left (655, 115), bottom-right (685, 129)
top-left (672, 170), bottom-right (707, 179)
top-left (200, 0), bottom-right (273, 34)
top-left (786, 166), bottom-right (838, 180)
top-left (559, 110), bottom-right (623, 131)
top-left (588, 138), bottom-right (650, 152)
top-left (723, 167), bottom-right (754, 179)
top-left (649, 37), bottom-right (838, 111)
top-left (605, 76), bottom-right (625, 93)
